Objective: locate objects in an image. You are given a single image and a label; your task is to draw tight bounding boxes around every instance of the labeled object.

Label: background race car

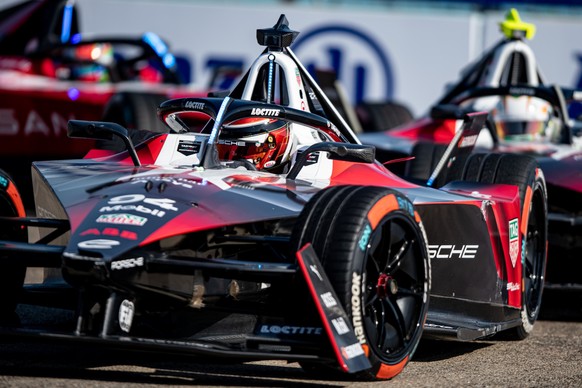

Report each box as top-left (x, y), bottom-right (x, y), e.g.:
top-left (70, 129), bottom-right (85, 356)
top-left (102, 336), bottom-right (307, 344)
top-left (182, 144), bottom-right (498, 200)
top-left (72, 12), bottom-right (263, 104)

top-left (0, 14), bottom-right (547, 381)
top-left (0, 0), bottom-right (213, 201)
top-left (359, 9), bottom-right (580, 289)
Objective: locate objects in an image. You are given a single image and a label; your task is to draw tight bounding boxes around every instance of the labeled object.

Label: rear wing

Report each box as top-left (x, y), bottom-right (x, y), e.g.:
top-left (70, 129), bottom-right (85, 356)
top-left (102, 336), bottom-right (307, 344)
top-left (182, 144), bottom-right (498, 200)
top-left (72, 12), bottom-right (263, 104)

top-left (426, 112), bottom-right (488, 187)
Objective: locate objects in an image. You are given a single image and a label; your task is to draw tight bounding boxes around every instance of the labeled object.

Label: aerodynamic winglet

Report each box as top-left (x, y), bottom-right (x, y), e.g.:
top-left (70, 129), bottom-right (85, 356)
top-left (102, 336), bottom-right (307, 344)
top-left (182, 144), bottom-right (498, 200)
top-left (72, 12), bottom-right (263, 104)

top-left (427, 111), bottom-right (488, 186)
top-left (296, 244), bottom-right (372, 374)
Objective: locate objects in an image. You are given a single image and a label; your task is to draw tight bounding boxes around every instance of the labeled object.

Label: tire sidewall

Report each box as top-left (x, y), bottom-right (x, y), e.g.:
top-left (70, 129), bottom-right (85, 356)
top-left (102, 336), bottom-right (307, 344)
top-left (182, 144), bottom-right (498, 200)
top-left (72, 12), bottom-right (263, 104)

top-left (519, 168), bottom-right (548, 335)
top-left (336, 190), bottom-right (430, 378)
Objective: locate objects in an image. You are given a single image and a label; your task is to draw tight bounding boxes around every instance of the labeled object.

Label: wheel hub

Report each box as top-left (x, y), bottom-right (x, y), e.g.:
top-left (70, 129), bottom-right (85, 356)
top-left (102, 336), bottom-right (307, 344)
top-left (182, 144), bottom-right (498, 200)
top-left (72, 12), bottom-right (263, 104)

top-left (377, 273), bottom-right (398, 297)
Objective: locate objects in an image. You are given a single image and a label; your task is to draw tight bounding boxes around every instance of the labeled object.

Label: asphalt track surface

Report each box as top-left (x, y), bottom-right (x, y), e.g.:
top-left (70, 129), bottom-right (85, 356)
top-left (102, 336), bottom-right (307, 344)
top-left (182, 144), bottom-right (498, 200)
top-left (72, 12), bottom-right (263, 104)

top-left (0, 289), bottom-right (580, 387)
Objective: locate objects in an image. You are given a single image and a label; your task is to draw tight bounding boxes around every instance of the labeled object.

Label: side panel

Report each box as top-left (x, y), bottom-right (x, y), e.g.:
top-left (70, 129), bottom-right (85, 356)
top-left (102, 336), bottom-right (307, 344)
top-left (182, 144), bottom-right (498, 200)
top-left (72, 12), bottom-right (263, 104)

top-left (417, 203), bottom-right (503, 303)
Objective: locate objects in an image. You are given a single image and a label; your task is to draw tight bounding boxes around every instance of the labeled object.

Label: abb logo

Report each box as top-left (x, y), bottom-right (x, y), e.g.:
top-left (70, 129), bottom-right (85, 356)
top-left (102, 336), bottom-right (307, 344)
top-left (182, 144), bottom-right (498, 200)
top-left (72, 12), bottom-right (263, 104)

top-left (80, 228), bottom-right (138, 240)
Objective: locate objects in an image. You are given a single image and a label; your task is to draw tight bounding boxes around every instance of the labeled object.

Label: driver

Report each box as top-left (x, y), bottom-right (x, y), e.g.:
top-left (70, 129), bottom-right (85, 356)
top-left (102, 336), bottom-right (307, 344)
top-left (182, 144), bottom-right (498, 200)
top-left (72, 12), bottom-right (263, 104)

top-left (492, 96), bottom-right (558, 143)
top-left (217, 117), bottom-right (297, 173)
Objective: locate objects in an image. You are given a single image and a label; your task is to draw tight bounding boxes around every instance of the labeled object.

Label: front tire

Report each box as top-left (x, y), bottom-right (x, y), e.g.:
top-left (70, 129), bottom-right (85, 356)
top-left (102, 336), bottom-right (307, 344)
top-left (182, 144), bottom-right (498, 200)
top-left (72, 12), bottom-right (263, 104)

top-left (0, 170), bottom-right (27, 324)
top-left (292, 185), bottom-right (430, 380)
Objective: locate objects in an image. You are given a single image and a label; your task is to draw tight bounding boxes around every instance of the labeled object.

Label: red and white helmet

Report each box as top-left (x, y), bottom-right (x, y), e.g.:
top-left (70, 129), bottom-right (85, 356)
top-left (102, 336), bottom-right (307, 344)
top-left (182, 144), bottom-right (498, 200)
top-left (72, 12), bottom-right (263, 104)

top-left (217, 117), bottom-right (295, 172)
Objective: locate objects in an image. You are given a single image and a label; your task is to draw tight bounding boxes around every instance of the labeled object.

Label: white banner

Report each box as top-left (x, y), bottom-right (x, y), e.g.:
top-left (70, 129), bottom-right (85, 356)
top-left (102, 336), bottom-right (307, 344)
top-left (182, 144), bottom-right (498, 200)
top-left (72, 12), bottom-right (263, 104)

top-left (3, 0), bottom-right (581, 116)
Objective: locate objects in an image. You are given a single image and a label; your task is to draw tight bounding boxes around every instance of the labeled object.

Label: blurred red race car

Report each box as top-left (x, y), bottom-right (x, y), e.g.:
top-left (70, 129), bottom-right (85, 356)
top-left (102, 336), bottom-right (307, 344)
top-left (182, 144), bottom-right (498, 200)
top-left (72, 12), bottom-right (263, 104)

top-left (0, 0), bottom-right (212, 193)
top-left (359, 9), bottom-right (582, 288)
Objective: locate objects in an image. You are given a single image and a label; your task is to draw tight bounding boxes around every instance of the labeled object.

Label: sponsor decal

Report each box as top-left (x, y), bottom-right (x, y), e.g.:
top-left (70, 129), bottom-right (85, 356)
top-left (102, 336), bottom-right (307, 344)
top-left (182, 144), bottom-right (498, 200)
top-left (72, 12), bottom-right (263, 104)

top-left (0, 109), bottom-right (70, 136)
top-left (509, 87), bottom-right (535, 96)
top-left (320, 291), bottom-right (337, 308)
top-left (428, 245), bottom-right (479, 259)
top-left (295, 67), bottom-right (301, 86)
top-left (358, 224), bottom-right (372, 251)
top-left (177, 140), bottom-right (201, 156)
top-left (108, 194), bottom-right (178, 211)
top-left (111, 257), bottom-right (145, 271)
top-left (507, 282), bottom-right (520, 292)
top-left (459, 134), bottom-right (478, 148)
top-left (98, 194), bottom-right (179, 220)
top-left (118, 299), bottom-right (135, 333)
top-left (480, 200), bottom-right (489, 220)
top-left (351, 272), bottom-right (366, 344)
top-left (328, 122), bottom-right (342, 138)
top-left (259, 325), bottom-right (322, 335)
top-left (78, 239), bottom-right (120, 249)
top-left (509, 218), bottom-right (519, 268)
top-left (341, 342), bottom-right (365, 360)
top-left (0, 57), bottom-right (31, 71)
top-left (80, 228), bottom-right (138, 240)
top-left (331, 317), bottom-right (350, 335)
top-left (184, 100), bottom-right (205, 110)
top-left (99, 205), bottom-right (166, 218)
top-left (397, 196), bottom-right (414, 216)
top-left (250, 107), bottom-right (280, 116)
top-left (306, 152), bottom-right (319, 165)
top-left (96, 213), bottom-right (147, 226)
top-left (472, 192), bottom-right (492, 199)
top-left (218, 139), bottom-right (247, 146)
top-left (129, 176), bottom-right (196, 189)
top-left (309, 264), bottom-right (323, 281)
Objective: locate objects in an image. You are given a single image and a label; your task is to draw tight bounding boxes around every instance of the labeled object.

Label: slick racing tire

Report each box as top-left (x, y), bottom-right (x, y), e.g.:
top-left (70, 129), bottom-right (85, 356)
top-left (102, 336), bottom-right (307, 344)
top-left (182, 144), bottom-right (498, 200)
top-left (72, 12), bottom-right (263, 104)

top-left (292, 185), bottom-right (430, 380)
top-left (404, 142), bottom-right (447, 185)
top-left (98, 92), bottom-right (170, 151)
top-left (356, 101), bottom-right (414, 132)
top-left (462, 153), bottom-right (548, 340)
top-left (404, 141), bottom-right (469, 187)
top-left (0, 170), bottom-right (27, 324)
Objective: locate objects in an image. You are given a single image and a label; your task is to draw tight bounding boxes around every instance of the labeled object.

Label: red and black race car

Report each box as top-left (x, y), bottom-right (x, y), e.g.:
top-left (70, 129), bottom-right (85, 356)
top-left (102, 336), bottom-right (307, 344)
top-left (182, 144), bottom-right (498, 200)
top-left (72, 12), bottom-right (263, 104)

top-left (359, 9), bottom-right (581, 289)
top-left (0, 15), bottom-right (547, 381)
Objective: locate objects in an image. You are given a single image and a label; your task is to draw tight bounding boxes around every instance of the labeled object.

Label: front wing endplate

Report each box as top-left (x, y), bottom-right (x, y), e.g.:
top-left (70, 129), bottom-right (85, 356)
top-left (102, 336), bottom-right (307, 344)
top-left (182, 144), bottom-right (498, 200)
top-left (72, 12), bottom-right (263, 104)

top-left (296, 244), bottom-right (371, 373)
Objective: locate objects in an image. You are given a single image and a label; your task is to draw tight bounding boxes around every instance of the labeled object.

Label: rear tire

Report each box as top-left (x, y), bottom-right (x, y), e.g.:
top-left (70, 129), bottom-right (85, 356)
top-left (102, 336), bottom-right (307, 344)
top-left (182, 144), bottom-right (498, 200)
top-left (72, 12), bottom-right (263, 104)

top-left (356, 101), bottom-right (414, 132)
top-left (405, 141), bottom-right (473, 187)
top-left (292, 185), bottom-right (430, 380)
top-left (462, 153), bottom-right (548, 339)
top-left (404, 142), bottom-right (447, 186)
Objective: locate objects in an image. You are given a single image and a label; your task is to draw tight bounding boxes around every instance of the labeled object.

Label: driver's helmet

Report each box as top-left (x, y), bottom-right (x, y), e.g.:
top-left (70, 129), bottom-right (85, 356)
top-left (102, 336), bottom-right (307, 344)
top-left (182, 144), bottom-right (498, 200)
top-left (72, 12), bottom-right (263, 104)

top-left (492, 96), bottom-right (556, 142)
top-left (217, 117), bottom-right (295, 172)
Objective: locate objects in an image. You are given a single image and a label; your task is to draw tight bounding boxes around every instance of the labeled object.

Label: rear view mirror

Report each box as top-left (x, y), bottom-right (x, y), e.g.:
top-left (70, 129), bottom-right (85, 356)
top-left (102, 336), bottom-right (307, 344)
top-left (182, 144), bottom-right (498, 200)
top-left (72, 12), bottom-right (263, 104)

top-left (67, 120), bottom-right (141, 166)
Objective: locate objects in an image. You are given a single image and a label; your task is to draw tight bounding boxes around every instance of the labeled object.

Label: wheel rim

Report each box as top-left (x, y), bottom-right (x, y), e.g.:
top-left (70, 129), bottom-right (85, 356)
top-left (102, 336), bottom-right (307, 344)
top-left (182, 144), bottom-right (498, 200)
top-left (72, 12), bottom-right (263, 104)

top-left (363, 213), bottom-right (428, 362)
top-left (523, 188), bottom-right (545, 321)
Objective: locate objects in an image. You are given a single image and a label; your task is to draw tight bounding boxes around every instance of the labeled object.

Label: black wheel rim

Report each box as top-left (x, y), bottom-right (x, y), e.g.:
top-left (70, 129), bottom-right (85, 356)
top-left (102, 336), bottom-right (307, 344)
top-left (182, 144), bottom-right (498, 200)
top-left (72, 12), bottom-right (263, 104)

top-left (524, 188), bottom-right (545, 321)
top-left (363, 212), bottom-right (428, 362)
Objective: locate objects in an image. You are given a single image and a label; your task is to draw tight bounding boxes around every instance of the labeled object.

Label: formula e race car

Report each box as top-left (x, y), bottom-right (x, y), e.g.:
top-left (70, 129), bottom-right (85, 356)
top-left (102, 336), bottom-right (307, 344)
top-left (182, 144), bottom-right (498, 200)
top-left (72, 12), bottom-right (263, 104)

top-left (359, 9), bottom-right (579, 289)
top-left (0, 15), bottom-right (547, 381)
